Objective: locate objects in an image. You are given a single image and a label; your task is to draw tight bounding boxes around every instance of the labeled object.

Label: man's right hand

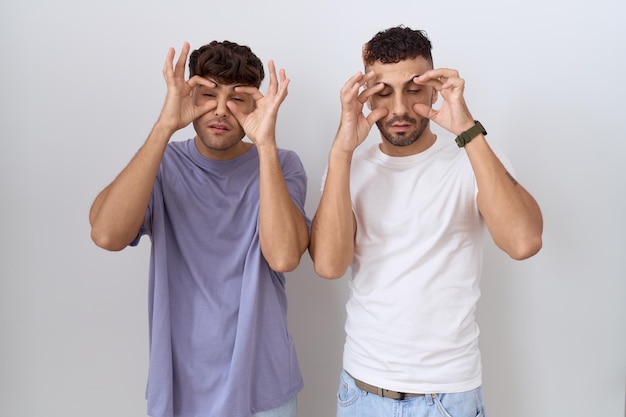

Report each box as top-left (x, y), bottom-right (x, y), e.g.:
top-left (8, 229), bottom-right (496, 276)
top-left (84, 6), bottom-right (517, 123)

top-left (332, 71), bottom-right (388, 156)
top-left (156, 42), bottom-right (217, 135)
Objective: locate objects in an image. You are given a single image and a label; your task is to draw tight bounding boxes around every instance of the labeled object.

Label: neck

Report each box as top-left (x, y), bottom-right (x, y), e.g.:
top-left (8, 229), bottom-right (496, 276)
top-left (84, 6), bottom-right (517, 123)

top-left (193, 136), bottom-right (253, 161)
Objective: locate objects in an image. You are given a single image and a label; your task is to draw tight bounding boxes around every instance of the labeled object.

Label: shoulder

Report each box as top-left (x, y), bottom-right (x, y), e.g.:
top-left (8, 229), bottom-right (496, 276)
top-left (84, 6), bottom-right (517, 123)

top-left (277, 147), bottom-right (299, 160)
top-left (277, 148), bottom-right (305, 170)
top-left (352, 144), bottom-right (377, 166)
top-left (163, 139), bottom-right (193, 159)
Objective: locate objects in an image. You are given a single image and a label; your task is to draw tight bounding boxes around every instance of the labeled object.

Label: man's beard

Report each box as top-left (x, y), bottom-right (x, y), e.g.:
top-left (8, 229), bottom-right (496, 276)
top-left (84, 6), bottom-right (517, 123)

top-left (377, 115), bottom-right (429, 147)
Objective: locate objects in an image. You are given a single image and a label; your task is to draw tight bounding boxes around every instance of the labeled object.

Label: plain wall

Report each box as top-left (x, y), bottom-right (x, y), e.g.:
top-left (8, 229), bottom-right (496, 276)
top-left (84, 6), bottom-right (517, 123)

top-left (1, 0), bottom-right (625, 416)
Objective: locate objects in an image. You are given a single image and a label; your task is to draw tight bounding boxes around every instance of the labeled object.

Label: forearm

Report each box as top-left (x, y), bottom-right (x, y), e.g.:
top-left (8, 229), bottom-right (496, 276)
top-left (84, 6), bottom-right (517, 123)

top-left (466, 136), bottom-right (543, 259)
top-left (309, 148), bottom-right (356, 279)
top-left (257, 144), bottom-right (309, 272)
top-left (89, 124), bottom-right (173, 251)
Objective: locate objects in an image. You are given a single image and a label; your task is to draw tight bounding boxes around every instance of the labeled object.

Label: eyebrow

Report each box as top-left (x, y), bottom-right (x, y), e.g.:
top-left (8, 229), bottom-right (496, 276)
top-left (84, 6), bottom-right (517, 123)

top-left (378, 76), bottom-right (423, 89)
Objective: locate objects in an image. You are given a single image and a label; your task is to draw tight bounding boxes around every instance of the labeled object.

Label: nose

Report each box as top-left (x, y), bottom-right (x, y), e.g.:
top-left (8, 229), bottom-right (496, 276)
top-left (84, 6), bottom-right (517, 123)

top-left (391, 95), bottom-right (410, 116)
top-left (214, 99), bottom-right (230, 117)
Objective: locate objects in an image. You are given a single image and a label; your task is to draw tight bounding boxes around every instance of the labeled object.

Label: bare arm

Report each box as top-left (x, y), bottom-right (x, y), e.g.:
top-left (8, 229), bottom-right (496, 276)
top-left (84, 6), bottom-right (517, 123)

top-left (229, 61), bottom-right (309, 272)
top-left (89, 126), bottom-right (172, 251)
top-left (308, 148), bottom-right (356, 279)
top-left (256, 145), bottom-right (309, 272)
top-left (309, 72), bottom-right (387, 279)
top-left (466, 136), bottom-right (543, 259)
top-left (89, 42), bottom-right (216, 251)
top-left (413, 68), bottom-right (543, 259)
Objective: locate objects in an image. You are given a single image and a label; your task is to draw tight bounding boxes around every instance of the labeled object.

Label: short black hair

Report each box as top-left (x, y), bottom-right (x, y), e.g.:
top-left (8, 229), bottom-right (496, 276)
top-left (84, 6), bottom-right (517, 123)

top-left (362, 26), bottom-right (433, 68)
top-left (188, 40), bottom-right (264, 88)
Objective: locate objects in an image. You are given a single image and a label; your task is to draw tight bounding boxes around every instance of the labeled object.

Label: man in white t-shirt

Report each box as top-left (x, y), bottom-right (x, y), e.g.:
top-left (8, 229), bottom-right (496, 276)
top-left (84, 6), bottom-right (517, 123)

top-left (309, 26), bottom-right (543, 417)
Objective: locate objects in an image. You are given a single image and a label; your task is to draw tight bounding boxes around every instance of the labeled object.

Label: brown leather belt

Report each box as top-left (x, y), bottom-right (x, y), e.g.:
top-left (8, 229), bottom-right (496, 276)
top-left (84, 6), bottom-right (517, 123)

top-left (349, 373), bottom-right (425, 400)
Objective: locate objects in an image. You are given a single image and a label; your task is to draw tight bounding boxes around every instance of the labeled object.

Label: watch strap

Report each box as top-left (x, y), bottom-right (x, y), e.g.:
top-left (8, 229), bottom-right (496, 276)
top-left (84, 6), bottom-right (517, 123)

top-left (455, 120), bottom-right (487, 148)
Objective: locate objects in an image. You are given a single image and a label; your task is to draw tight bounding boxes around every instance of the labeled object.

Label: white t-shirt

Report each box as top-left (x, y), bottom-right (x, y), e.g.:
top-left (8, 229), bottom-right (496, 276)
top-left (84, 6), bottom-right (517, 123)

top-left (341, 137), bottom-right (507, 394)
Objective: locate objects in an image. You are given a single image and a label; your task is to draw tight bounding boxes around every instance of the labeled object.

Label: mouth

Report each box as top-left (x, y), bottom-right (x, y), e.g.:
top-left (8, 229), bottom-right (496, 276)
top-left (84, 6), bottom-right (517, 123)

top-left (389, 123), bottom-right (414, 132)
top-left (207, 121), bottom-right (230, 133)
top-left (386, 116), bottom-right (416, 130)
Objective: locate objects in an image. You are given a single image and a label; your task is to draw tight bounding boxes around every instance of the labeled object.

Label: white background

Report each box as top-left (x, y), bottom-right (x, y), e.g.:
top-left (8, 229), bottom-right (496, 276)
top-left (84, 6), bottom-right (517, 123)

top-left (1, 1), bottom-right (625, 416)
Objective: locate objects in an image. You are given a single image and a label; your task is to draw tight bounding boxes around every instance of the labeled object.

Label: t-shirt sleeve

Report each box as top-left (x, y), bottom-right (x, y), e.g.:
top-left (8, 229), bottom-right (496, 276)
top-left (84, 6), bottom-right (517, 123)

top-left (280, 150), bottom-right (311, 228)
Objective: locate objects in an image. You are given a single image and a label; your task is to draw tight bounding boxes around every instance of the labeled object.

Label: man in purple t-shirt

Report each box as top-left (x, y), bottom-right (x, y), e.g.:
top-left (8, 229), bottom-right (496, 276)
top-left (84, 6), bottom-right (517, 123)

top-left (89, 41), bottom-right (309, 417)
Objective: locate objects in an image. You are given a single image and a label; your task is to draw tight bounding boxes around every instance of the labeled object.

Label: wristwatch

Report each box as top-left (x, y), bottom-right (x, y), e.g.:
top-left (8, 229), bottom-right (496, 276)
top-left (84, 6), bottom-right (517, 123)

top-left (455, 120), bottom-right (487, 148)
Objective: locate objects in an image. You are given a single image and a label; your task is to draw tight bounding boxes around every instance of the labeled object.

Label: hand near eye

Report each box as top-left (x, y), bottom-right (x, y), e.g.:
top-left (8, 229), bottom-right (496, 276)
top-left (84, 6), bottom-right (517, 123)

top-left (227, 60), bottom-right (288, 147)
top-left (412, 68), bottom-right (476, 135)
top-left (157, 42), bottom-right (217, 134)
top-left (334, 71), bottom-right (388, 154)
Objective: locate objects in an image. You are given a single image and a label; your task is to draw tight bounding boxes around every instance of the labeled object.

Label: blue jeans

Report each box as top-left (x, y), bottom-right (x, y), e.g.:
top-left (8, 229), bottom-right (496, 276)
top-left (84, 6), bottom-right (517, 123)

top-left (336, 370), bottom-right (486, 417)
top-left (253, 396), bottom-right (297, 417)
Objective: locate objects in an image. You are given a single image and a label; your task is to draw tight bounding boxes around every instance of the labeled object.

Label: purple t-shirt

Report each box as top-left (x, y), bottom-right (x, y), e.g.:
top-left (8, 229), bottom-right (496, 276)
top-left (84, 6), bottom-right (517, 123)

top-left (133, 139), bottom-right (308, 417)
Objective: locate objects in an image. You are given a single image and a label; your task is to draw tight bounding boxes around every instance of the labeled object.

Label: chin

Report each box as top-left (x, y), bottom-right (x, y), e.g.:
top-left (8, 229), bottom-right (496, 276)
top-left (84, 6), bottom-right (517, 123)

top-left (382, 132), bottom-right (420, 147)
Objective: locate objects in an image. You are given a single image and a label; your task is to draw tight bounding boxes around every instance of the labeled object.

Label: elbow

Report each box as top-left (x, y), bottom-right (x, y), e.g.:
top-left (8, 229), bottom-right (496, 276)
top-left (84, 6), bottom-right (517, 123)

top-left (90, 227), bottom-right (128, 252)
top-left (266, 249), bottom-right (305, 273)
top-left (506, 235), bottom-right (543, 261)
top-left (311, 255), bottom-right (349, 280)
top-left (308, 245), bottom-right (351, 279)
top-left (313, 264), bottom-right (347, 280)
top-left (269, 257), bottom-right (301, 273)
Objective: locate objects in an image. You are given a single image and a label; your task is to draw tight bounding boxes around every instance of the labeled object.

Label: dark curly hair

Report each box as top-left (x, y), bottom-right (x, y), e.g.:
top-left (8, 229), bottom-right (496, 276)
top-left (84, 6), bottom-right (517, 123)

top-left (188, 40), bottom-right (264, 88)
top-left (362, 26), bottom-right (433, 68)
